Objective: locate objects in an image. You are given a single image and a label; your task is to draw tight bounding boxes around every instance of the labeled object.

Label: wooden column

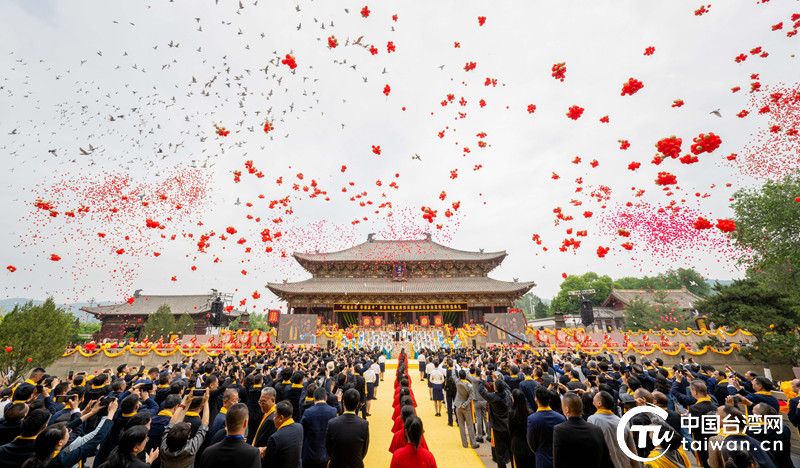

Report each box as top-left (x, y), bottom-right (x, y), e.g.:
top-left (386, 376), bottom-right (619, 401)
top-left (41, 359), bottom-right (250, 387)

top-left (412, 311), bottom-right (416, 325)
top-left (384, 311), bottom-right (388, 325)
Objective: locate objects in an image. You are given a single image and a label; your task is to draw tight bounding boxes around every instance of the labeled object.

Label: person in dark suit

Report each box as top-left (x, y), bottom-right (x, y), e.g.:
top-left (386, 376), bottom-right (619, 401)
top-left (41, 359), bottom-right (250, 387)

top-left (746, 403), bottom-right (793, 468)
top-left (0, 402), bottom-right (27, 446)
top-left (552, 393), bottom-right (612, 468)
top-left (252, 387), bottom-right (277, 451)
top-left (262, 401), bottom-right (303, 468)
top-left (526, 386), bottom-right (565, 468)
top-left (300, 387), bottom-right (337, 468)
top-left (199, 403), bottom-right (261, 468)
top-left (518, 366), bottom-right (539, 412)
top-left (326, 388), bottom-right (369, 468)
top-left (0, 408), bottom-right (50, 468)
top-left (673, 378), bottom-right (717, 468)
top-left (246, 374), bottom-right (266, 444)
top-left (210, 389), bottom-right (240, 437)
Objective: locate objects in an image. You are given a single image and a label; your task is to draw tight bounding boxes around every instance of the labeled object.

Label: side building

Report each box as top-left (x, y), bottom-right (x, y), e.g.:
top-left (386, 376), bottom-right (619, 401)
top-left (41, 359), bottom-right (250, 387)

top-left (81, 289), bottom-right (248, 340)
top-left (267, 234), bottom-right (535, 328)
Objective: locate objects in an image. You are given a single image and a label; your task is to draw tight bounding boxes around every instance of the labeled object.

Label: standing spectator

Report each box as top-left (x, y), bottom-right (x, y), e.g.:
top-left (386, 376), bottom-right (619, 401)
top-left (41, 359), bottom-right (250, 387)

top-left (148, 395), bottom-right (182, 467)
top-left (519, 366), bottom-right (539, 412)
top-left (526, 386), bottom-right (565, 468)
top-left (198, 403), bottom-right (260, 468)
top-left (0, 409), bottom-right (52, 468)
top-left (326, 389), bottom-right (369, 468)
top-left (300, 387), bottom-right (337, 468)
top-left (252, 387), bottom-right (277, 449)
top-left (389, 416), bottom-right (436, 468)
top-left (210, 389), bottom-right (239, 437)
top-left (745, 403), bottom-right (792, 468)
top-left (21, 399), bottom-right (116, 468)
top-left (552, 393), bottom-right (612, 468)
top-left (478, 375), bottom-right (512, 468)
top-left (159, 393), bottom-right (209, 468)
top-left (444, 360), bottom-right (458, 427)
top-left (262, 401), bottom-right (303, 468)
top-left (101, 425), bottom-right (159, 468)
top-left (363, 365), bottom-right (376, 417)
top-left (587, 391), bottom-right (639, 468)
top-left (468, 366), bottom-right (488, 443)
top-left (378, 353), bottom-right (386, 381)
top-left (787, 379), bottom-right (800, 435)
top-left (452, 370), bottom-right (478, 449)
top-left (0, 402), bottom-right (28, 445)
top-left (509, 389), bottom-right (535, 468)
top-left (429, 362), bottom-right (445, 418)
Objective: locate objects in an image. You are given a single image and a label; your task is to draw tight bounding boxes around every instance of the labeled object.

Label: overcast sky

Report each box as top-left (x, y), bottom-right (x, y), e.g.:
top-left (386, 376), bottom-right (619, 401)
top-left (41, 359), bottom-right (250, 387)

top-left (1, 1), bottom-right (798, 316)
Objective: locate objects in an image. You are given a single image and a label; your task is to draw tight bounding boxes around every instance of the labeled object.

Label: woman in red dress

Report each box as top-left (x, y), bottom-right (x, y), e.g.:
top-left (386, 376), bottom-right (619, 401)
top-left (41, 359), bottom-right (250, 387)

top-left (390, 416), bottom-right (437, 468)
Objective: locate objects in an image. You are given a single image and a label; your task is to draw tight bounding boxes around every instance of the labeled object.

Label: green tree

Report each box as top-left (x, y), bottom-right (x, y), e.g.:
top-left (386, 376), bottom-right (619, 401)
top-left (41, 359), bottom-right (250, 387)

top-left (174, 313), bottom-right (196, 335)
top-left (728, 170), bottom-right (800, 302)
top-left (0, 298), bottom-right (74, 381)
top-left (247, 313), bottom-right (270, 331)
top-left (140, 305), bottom-right (176, 341)
top-left (695, 279), bottom-right (800, 365)
top-left (624, 298), bottom-right (659, 331)
top-left (514, 293), bottom-right (551, 319)
top-left (615, 277), bottom-right (644, 289)
top-left (655, 268), bottom-right (710, 298)
top-left (551, 273), bottom-right (615, 314)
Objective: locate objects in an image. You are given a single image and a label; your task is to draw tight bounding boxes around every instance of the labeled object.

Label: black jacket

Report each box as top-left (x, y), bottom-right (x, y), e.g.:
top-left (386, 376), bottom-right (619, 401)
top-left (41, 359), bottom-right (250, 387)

top-left (199, 436), bottom-right (261, 468)
top-left (478, 383), bottom-right (512, 433)
top-left (263, 422), bottom-right (303, 468)
top-left (552, 417), bottom-right (613, 468)
top-left (325, 413), bottom-right (369, 468)
top-left (0, 418), bottom-right (22, 446)
top-left (0, 437), bottom-right (36, 468)
top-left (252, 411), bottom-right (276, 448)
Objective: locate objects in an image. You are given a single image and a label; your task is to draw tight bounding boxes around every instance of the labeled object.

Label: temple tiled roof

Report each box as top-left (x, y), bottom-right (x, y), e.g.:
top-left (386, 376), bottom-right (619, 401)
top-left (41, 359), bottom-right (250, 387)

top-left (293, 238), bottom-right (506, 263)
top-left (81, 295), bottom-right (248, 317)
top-left (604, 288), bottom-right (702, 309)
top-left (267, 277), bottom-right (535, 296)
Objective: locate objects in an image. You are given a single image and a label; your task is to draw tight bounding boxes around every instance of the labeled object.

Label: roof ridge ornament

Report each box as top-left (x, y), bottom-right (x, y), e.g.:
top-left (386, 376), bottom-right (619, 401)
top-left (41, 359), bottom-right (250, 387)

top-left (423, 232), bottom-right (431, 241)
top-left (367, 233), bottom-right (376, 242)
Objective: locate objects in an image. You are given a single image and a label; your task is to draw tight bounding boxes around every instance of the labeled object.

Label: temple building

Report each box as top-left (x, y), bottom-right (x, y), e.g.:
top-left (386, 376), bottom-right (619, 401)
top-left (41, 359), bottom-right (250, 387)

top-left (81, 289), bottom-right (248, 340)
top-left (266, 234), bottom-right (535, 328)
top-left (602, 286), bottom-right (702, 313)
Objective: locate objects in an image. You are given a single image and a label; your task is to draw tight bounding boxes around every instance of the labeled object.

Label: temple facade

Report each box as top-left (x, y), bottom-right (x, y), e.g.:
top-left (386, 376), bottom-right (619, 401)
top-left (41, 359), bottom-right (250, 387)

top-left (267, 234), bottom-right (535, 328)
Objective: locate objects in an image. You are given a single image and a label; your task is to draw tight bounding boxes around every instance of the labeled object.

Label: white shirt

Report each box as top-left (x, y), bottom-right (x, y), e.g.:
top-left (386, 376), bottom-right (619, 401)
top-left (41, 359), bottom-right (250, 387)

top-left (425, 362), bottom-right (434, 376)
top-left (371, 363), bottom-right (381, 375)
top-left (378, 355), bottom-right (386, 364)
top-left (418, 354), bottom-right (426, 364)
top-left (429, 368), bottom-right (445, 385)
top-left (364, 369), bottom-right (376, 383)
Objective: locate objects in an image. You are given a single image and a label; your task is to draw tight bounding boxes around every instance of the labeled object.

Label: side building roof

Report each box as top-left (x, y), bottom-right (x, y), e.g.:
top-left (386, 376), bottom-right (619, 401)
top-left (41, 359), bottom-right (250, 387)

top-left (81, 294), bottom-right (248, 317)
top-left (603, 287), bottom-right (703, 309)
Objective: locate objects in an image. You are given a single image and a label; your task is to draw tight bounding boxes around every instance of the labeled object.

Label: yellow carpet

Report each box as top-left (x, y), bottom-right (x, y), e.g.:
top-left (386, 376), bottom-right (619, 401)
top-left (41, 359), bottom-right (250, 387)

top-left (364, 361), bottom-right (485, 467)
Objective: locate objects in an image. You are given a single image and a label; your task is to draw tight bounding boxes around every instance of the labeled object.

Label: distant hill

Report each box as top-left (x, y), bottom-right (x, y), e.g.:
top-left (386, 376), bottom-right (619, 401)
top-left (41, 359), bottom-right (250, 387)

top-left (0, 298), bottom-right (101, 322)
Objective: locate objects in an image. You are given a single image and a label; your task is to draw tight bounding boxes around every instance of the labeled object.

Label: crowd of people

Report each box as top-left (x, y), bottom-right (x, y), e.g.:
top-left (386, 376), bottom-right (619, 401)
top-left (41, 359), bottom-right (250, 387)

top-left (410, 348), bottom-right (799, 468)
top-left (0, 347), bottom-right (385, 468)
top-left (0, 346), bottom-right (798, 468)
